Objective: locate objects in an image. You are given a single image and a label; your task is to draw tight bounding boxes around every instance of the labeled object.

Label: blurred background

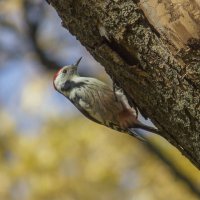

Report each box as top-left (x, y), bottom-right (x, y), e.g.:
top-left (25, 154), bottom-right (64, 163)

top-left (0, 0), bottom-right (199, 200)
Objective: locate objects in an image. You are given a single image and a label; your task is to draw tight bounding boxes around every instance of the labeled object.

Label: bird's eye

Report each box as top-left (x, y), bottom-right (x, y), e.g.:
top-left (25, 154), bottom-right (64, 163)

top-left (63, 69), bottom-right (67, 74)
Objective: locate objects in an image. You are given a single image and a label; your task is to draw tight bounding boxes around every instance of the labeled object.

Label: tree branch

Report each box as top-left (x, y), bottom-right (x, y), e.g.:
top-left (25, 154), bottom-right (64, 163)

top-left (48, 0), bottom-right (200, 169)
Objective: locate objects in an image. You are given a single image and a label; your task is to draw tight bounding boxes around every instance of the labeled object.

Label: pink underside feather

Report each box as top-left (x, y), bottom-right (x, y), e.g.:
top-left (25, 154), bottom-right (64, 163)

top-left (117, 109), bottom-right (138, 128)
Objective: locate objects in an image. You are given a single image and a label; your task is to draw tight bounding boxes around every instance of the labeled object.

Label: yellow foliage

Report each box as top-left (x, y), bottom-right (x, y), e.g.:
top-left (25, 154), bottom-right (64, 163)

top-left (0, 117), bottom-right (199, 200)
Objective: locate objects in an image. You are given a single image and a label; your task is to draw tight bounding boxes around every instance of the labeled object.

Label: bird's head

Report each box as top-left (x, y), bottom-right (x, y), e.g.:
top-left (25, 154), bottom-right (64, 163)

top-left (53, 57), bottom-right (82, 92)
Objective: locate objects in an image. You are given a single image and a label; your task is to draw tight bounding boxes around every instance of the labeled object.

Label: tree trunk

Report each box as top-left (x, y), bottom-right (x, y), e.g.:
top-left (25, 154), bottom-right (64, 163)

top-left (49, 0), bottom-right (200, 169)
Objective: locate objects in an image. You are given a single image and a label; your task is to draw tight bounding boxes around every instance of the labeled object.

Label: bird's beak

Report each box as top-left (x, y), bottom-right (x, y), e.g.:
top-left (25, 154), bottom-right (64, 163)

top-left (74, 57), bottom-right (82, 67)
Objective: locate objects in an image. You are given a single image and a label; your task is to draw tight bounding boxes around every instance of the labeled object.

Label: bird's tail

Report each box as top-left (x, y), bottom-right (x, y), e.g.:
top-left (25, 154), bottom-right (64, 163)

top-left (106, 121), bottom-right (158, 142)
top-left (134, 122), bottom-right (160, 135)
top-left (126, 122), bottom-right (160, 141)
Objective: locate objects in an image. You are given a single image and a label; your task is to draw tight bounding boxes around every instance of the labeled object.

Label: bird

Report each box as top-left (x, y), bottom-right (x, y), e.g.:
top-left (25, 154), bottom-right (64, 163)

top-left (53, 57), bottom-right (159, 141)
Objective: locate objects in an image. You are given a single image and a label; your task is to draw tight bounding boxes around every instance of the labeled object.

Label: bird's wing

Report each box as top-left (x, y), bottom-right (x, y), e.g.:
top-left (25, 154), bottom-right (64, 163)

top-left (68, 78), bottom-right (124, 124)
top-left (68, 78), bottom-right (143, 129)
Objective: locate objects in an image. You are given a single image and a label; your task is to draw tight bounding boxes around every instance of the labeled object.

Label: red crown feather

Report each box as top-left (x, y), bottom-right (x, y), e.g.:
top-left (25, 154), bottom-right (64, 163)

top-left (53, 68), bottom-right (62, 90)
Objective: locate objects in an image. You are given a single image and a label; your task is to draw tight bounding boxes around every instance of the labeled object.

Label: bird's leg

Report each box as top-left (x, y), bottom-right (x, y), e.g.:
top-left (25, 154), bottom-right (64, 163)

top-left (113, 82), bottom-right (119, 102)
top-left (112, 77), bottom-right (139, 118)
top-left (111, 75), bottom-right (119, 102)
top-left (126, 95), bottom-right (139, 118)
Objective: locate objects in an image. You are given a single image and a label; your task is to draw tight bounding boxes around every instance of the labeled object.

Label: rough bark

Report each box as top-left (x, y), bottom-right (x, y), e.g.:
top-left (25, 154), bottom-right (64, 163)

top-left (48, 0), bottom-right (200, 169)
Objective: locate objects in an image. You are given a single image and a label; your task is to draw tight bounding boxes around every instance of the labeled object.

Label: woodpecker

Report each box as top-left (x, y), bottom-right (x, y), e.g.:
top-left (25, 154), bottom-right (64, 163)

top-left (53, 57), bottom-right (159, 141)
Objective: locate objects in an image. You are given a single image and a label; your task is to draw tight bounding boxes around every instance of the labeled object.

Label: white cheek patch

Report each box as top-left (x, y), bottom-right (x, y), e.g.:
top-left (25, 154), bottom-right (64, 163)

top-left (54, 74), bottom-right (65, 91)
